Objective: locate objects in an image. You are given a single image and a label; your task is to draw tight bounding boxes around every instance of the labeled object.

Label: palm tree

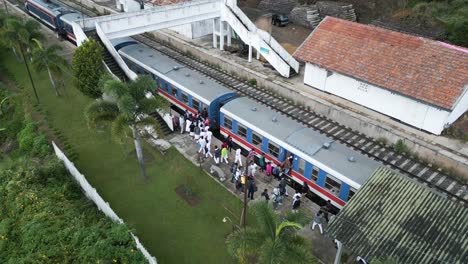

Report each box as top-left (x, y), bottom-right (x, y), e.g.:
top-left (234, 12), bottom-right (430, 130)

top-left (84, 75), bottom-right (169, 180)
top-left (31, 39), bottom-right (69, 97)
top-left (0, 16), bottom-right (43, 103)
top-left (226, 202), bottom-right (316, 264)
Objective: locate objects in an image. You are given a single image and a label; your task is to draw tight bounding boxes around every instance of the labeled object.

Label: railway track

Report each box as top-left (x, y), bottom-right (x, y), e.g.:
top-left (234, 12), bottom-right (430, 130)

top-left (132, 34), bottom-right (468, 205)
top-left (13, 0), bottom-right (468, 205)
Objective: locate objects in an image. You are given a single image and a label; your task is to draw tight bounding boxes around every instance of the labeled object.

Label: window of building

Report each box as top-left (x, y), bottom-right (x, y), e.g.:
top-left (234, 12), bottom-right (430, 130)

top-left (181, 93), bottom-right (189, 105)
top-left (252, 131), bottom-right (262, 146)
top-left (348, 188), bottom-right (356, 200)
top-left (298, 159), bottom-right (306, 175)
top-left (224, 116), bottom-right (233, 130)
top-left (268, 142), bottom-right (280, 158)
top-left (311, 167), bottom-right (319, 182)
top-left (325, 175), bottom-right (341, 195)
top-left (171, 87), bottom-right (178, 97)
top-left (238, 124), bottom-right (247, 138)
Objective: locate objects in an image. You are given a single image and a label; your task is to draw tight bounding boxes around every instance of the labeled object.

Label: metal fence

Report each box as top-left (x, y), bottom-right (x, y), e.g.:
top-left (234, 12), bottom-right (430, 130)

top-left (52, 141), bottom-right (157, 264)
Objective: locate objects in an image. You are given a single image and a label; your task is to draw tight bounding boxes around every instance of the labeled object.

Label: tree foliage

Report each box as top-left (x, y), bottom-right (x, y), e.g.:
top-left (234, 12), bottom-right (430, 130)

top-left (226, 202), bottom-right (316, 264)
top-left (409, 0), bottom-right (468, 47)
top-left (84, 74), bottom-right (169, 179)
top-left (72, 39), bottom-right (104, 98)
top-left (0, 81), bottom-right (146, 263)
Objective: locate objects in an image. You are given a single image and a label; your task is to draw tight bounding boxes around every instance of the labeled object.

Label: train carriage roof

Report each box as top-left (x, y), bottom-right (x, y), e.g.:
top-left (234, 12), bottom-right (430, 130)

top-left (59, 12), bottom-right (88, 24)
top-left (119, 44), bottom-right (235, 104)
top-left (222, 97), bottom-right (380, 187)
top-left (27, 0), bottom-right (71, 16)
top-left (286, 128), bottom-right (380, 186)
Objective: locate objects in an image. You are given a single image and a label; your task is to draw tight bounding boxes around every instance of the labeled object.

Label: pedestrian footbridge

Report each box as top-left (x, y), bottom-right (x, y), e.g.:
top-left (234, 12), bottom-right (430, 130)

top-left (75, 0), bottom-right (299, 78)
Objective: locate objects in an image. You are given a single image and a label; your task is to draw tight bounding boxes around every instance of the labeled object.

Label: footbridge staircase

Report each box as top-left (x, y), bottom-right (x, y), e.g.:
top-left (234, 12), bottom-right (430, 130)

top-left (74, 0), bottom-right (299, 78)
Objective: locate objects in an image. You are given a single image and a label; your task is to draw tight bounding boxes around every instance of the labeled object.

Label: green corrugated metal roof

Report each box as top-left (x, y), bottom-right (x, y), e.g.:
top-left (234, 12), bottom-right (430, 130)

top-left (328, 167), bottom-right (468, 264)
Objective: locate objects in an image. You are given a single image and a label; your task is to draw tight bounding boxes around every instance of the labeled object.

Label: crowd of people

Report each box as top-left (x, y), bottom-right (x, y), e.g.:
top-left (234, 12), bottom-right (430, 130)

top-left (174, 109), bottom-right (334, 235)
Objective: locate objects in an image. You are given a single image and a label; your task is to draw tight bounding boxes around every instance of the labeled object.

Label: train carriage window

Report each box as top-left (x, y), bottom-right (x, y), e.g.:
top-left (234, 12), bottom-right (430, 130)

top-left (348, 188), bottom-right (357, 200)
top-left (325, 175), bottom-right (341, 195)
top-left (252, 131), bottom-right (262, 146)
top-left (181, 93), bottom-right (189, 105)
top-left (311, 167), bottom-right (319, 182)
top-left (298, 159), bottom-right (306, 174)
top-left (237, 124), bottom-right (247, 138)
top-left (224, 117), bottom-right (233, 130)
top-left (192, 98), bottom-right (200, 111)
top-left (268, 142), bottom-right (280, 158)
top-left (165, 82), bottom-right (170, 92)
top-left (171, 87), bottom-right (178, 97)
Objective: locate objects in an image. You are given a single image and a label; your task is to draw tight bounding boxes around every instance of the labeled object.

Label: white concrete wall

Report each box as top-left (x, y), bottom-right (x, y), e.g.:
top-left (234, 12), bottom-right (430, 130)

top-left (116, 0), bottom-right (141, 12)
top-left (304, 63), bottom-right (326, 90)
top-left (191, 19), bottom-right (214, 38)
top-left (304, 63), bottom-right (451, 134)
top-left (169, 19), bottom-right (213, 39)
top-left (447, 85), bottom-right (468, 124)
top-left (170, 24), bottom-right (193, 38)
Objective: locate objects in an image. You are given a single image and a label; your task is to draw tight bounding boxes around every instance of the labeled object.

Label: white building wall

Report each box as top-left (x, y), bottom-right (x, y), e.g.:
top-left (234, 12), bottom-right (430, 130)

top-left (191, 19), bottom-right (214, 38)
top-left (169, 24), bottom-right (193, 38)
top-left (304, 63), bottom-right (451, 134)
top-left (447, 85), bottom-right (468, 124)
top-left (304, 63), bottom-right (327, 90)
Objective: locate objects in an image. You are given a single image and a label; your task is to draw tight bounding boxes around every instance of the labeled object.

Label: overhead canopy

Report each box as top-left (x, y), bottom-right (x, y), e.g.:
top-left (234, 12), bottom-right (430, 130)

top-left (327, 167), bottom-right (468, 264)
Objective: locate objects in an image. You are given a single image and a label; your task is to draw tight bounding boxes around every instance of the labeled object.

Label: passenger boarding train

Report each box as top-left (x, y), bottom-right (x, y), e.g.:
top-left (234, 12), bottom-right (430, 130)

top-left (22, 0), bottom-right (381, 208)
top-left (115, 39), bottom-right (381, 209)
top-left (24, 0), bottom-right (87, 42)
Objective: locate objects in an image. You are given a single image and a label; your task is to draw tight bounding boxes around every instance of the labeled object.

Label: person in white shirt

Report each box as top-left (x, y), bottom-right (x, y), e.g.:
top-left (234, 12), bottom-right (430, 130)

top-left (234, 148), bottom-right (242, 166)
top-left (206, 129), bottom-right (213, 144)
top-left (179, 115), bottom-right (184, 134)
top-left (198, 136), bottom-right (206, 154)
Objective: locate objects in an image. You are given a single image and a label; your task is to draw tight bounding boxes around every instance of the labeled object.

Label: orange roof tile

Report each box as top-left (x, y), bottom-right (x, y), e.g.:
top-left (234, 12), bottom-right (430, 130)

top-left (294, 17), bottom-right (468, 110)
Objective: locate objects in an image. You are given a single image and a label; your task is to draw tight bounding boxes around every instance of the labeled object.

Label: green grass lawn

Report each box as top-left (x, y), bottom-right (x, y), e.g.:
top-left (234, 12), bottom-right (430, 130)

top-left (1, 48), bottom-right (243, 263)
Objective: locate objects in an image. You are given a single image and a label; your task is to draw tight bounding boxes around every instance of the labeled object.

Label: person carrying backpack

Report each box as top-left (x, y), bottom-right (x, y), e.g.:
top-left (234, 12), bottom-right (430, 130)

top-left (271, 188), bottom-right (281, 210)
top-left (230, 162), bottom-right (238, 183)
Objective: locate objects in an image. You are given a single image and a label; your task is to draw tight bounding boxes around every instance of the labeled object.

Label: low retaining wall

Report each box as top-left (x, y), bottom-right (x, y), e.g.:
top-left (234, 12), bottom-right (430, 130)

top-left (148, 30), bottom-right (468, 180)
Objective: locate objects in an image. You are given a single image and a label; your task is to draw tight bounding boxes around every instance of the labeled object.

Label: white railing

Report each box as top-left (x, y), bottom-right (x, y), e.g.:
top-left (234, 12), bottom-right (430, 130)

top-left (52, 141), bottom-right (157, 264)
top-left (96, 23), bottom-right (138, 80)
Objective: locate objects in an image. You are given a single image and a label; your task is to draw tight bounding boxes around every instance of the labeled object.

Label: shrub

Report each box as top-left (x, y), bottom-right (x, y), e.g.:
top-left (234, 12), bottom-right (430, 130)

top-left (72, 39), bottom-right (104, 98)
top-left (248, 78), bottom-right (257, 86)
top-left (393, 139), bottom-right (410, 154)
top-left (17, 121), bottom-right (49, 157)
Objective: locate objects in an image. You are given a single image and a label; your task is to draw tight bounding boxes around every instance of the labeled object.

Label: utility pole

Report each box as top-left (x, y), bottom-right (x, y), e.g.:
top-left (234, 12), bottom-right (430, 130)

top-left (242, 174), bottom-right (248, 228)
top-left (3, 0), bottom-right (9, 14)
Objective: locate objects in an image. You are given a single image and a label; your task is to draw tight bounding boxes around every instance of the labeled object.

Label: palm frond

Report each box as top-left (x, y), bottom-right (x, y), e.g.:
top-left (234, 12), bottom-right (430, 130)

top-left (111, 114), bottom-right (131, 144)
top-left (251, 201), bottom-right (278, 240)
top-left (138, 97), bottom-right (169, 114)
top-left (84, 100), bottom-right (119, 128)
top-left (128, 74), bottom-right (156, 101)
top-left (226, 227), bottom-right (263, 260)
top-left (284, 210), bottom-right (311, 227)
top-left (103, 79), bottom-right (128, 98)
top-left (275, 221), bottom-right (302, 238)
top-left (136, 115), bottom-right (163, 139)
top-left (117, 95), bottom-right (137, 119)
top-left (284, 242), bottom-right (317, 264)
top-left (257, 238), bottom-right (286, 264)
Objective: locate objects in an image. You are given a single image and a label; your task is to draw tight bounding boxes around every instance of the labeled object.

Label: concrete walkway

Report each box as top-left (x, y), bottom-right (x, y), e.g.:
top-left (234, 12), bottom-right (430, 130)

top-left (166, 130), bottom-right (337, 264)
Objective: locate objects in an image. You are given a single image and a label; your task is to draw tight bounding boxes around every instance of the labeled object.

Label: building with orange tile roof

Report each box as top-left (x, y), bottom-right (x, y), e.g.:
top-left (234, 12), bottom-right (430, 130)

top-left (294, 17), bottom-right (468, 135)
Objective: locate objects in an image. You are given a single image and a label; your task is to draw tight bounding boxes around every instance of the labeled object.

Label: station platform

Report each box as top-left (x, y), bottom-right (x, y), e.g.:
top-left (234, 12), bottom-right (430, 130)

top-left (165, 129), bottom-right (338, 264)
top-left (148, 28), bottom-right (468, 180)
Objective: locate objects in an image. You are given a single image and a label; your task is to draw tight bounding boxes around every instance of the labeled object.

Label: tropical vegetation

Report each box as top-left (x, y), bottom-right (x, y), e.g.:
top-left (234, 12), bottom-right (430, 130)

top-left (72, 38), bottom-right (104, 98)
top-left (0, 83), bottom-right (146, 263)
top-left (84, 75), bottom-right (169, 179)
top-left (226, 202), bottom-right (317, 264)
